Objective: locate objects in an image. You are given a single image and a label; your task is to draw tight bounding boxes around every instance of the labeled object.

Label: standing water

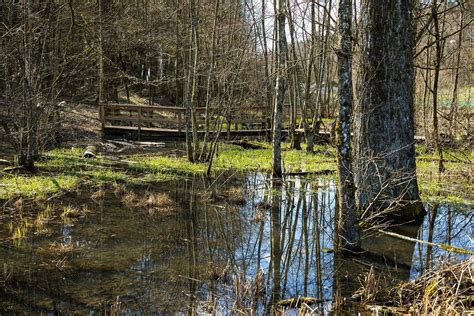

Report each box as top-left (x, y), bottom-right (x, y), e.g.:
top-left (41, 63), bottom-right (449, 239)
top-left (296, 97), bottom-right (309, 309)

top-left (0, 173), bottom-right (472, 314)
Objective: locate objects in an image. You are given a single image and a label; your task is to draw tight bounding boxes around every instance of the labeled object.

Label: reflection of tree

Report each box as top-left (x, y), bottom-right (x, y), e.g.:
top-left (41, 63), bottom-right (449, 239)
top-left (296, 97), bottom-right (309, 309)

top-left (185, 179), bottom-right (198, 314)
top-left (269, 180), bottom-right (282, 307)
top-left (425, 204), bottom-right (439, 271)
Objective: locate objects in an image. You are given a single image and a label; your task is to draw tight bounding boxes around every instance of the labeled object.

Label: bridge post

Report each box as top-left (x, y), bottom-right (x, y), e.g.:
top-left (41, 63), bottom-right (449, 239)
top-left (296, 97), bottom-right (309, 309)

top-left (137, 107), bottom-right (142, 140)
top-left (178, 111), bottom-right (182, 136)
top-left (100, 103), bottom-right (105, 130)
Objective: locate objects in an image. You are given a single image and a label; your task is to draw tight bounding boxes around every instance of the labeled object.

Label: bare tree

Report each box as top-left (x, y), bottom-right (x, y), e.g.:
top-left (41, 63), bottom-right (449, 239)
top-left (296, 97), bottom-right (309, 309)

top-left (336, 0), bottom-right (359, 251)
top-left (272, 0), bottom-right (288, 178)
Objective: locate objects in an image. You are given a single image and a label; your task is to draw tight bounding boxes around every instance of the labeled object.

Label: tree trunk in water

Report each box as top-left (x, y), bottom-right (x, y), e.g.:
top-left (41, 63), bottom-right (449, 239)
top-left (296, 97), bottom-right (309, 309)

top-left (272, 0), bottom-right (287, 178)
top-left (336, 0), bottom-right (359, 251)
top-left (354, 0), bottom-right (424, 222)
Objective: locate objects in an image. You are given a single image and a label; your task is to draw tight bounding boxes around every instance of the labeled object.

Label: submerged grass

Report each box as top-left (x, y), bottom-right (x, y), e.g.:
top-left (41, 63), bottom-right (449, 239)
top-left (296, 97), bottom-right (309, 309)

top-left (0, 142), bottom-right (471, 205)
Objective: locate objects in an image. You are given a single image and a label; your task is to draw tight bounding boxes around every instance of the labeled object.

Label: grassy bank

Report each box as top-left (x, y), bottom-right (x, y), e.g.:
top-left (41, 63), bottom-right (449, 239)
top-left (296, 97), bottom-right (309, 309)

top-left (0, 143), bottom-right (472, 205)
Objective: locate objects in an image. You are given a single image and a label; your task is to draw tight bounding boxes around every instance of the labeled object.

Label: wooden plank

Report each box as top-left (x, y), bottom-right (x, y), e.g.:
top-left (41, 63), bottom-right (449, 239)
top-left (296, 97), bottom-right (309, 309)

top-left (102, 103), bottom-right (270, 113)
top-left (104, 115), bottom-right (208, 126)
top-left (103, 125), bottom-right (279, 135)
top-left (104, 103), bottom-right (205, 113)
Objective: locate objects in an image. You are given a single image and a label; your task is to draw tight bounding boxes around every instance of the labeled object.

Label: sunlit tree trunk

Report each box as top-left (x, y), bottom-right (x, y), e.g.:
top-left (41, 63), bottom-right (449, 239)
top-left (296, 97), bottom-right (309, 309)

top-left (336, 0), bottom-right (359, 251)
top-left (354, 0), bottom-right (424, 222)
top-left (431, 0), bottom-right (445, 173)
top-left (448, 9), bottom-right (463, 140)
top-left (302, 0), bottom-right (316, 153)
top-left (272, 0), bottom-right (287, 178)
top-left (185, 0), bottom-right (198, 162)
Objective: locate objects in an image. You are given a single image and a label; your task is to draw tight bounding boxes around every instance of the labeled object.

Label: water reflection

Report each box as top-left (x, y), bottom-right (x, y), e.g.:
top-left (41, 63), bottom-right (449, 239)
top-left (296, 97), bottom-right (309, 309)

top-left (0, 173), bottom-right (471, 314)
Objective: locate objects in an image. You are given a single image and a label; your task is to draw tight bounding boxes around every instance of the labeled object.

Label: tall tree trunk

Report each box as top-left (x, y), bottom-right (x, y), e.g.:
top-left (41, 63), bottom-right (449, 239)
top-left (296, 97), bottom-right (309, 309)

top-left (272, 0), bottom-right (287, 178)
top-left (302, 0), bottom-right (316, 153)
top-left (448, 9), bottom-right (463, 141)
top-left (336, 0), bottom-right (359, 251)
top-left (431, 0), bottom-right (445, 173)
top-left (22, 0), bottom-right (36, 171)
top-left (200, 0), bottom-right (219, 162)
top-left (354, 0), bottom-right (424, 222)
top-left (286, 0), bottom-right (301, 150)
top-left (185, 0), bottom-right (198, 162)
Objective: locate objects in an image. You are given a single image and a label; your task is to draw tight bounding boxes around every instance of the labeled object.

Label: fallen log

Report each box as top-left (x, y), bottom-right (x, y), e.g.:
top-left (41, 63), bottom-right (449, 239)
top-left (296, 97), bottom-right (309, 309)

top-left (228, 140), bottom-right (265, 149)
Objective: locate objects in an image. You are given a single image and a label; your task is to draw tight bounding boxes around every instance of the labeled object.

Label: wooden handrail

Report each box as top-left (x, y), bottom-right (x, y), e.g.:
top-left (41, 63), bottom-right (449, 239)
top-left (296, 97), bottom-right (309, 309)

top-left (100, 102), bottom-right (281, 138)
top-left (101, 103), bottom-right (271, 113)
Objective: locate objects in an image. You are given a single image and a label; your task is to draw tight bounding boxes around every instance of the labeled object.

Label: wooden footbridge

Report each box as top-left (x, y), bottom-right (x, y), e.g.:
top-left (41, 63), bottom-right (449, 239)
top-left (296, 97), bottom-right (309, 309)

top-left (100, 103), bottom-right (286, 140)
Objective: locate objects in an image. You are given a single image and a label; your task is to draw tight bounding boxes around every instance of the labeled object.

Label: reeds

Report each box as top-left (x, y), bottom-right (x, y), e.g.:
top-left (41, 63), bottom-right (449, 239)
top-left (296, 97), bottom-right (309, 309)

top-left (121, 190), bottom-right (179, 215)
top-left (356, 258), bottom-right (473, 314)
top-left (392, 258), bottom-right (473, 314)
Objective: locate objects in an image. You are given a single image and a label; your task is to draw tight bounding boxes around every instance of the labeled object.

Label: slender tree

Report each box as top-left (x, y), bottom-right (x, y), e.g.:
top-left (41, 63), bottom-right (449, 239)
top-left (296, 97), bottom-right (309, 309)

top-left (272, 0), bottom-right (287, 178)
top-left (185, 0), bottom-right (198, 162)
top-left (336, 0), bottom-right (359, 251)
top-left (431, 0), bottom-right (446, 173)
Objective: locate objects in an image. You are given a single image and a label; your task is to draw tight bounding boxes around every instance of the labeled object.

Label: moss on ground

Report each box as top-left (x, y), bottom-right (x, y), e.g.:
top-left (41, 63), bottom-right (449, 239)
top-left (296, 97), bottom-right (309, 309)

top-left (0, 143), bottom-right (471, 205)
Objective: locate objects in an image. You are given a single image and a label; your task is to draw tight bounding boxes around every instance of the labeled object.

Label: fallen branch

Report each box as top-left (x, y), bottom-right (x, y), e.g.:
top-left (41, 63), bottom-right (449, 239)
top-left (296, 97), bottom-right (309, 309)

top-left (378, 229), bottom-right (474, 255)
top-left (284, 169), bottom-right (336, 176)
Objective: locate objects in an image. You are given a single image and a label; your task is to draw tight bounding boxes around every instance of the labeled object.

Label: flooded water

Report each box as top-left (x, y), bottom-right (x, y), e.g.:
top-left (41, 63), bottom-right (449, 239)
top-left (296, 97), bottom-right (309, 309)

top-left (0, 173), bottom-right (472, 314)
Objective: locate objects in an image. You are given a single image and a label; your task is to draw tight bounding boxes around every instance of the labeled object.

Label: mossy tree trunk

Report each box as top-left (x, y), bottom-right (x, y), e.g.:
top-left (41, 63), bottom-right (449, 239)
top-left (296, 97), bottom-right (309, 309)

top-left (354, 0), bottom-right (424, 222)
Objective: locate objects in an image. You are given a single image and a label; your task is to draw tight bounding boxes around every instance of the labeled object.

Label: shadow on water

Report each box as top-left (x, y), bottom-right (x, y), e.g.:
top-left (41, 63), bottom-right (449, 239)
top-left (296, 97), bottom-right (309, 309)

top-left (0, 173), bottom-right (472, 314)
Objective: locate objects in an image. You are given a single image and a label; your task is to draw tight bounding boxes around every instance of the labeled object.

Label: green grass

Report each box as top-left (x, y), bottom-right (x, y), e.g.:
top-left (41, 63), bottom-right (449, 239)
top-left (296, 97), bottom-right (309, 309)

top-left (131, 155), bottom-right (208, 176)
top-left (0, 174), bottom-right (79, 200)
top-left (417, 159), bottom-right (473, 205)
top-left (214, 143), bottom-right (335, 173)
top-left (0, 143), bottom-right (471, 205)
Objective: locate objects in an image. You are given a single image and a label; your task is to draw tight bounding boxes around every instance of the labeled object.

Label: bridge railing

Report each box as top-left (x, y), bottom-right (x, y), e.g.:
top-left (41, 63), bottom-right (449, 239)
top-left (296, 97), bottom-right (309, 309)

top-left (100, 103), bottom-right (274, 137)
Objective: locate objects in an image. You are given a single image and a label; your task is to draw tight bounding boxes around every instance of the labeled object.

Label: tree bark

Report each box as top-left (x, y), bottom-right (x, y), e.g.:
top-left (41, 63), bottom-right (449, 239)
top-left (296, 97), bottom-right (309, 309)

top-left (185, 0), bottom-right (198, 162)
top-left (272, 0), bottom-right (287, 178)
top-left (448, 8), bottom-right (463, 141)
top-left (431, 0), bottom-right (445, 173)
top-left (354, 0), bottom-right (424, 222)
top-left (336, 0), bottom-right (359, 251)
